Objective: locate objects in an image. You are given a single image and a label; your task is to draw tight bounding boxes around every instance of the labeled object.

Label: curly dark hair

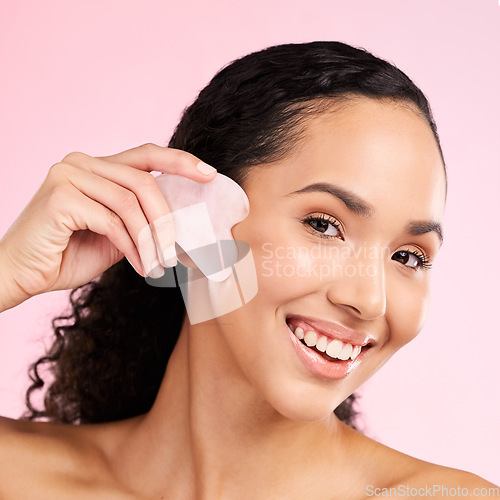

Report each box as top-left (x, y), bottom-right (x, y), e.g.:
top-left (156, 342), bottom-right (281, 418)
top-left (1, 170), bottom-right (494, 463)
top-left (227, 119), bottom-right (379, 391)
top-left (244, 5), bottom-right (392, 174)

top-left (22, 41), bottom-right (443, 428)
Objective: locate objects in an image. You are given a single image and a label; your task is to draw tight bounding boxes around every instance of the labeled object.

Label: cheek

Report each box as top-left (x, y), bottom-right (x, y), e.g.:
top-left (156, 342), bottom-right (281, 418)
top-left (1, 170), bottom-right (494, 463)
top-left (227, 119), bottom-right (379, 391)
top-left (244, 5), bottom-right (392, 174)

top-left (252, 235), bottom-right (322, 305)
top-left (232, 209), bottom-right (324, 306)
top-left (388, 275), bottom-right (431, 348)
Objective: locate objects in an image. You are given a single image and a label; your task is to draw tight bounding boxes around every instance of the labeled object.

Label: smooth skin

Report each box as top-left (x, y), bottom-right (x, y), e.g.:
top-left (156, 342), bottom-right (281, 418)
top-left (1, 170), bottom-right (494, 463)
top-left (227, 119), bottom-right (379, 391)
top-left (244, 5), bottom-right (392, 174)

top-left (0, 99), bottom-right (497, 499)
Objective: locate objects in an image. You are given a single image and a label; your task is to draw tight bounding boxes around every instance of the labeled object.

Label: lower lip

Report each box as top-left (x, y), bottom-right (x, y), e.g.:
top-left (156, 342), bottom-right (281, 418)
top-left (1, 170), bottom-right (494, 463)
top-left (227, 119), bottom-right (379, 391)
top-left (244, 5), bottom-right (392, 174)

top-left (285, 323), bottom-right (364, 380)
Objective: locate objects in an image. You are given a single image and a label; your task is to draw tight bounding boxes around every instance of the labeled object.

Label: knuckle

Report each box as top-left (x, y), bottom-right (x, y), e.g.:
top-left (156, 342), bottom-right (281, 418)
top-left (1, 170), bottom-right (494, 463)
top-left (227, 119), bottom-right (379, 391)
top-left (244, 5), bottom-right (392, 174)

top-left (47, 161), bottom-right (65, 178)
top-left (62, 151), bottom-right (87, 164)
top-left (168, 148), bottom-right (200, 174)
top-left (169, 148), bottom-right (186, 166)
top-left (105, 210), bottom-right (123, 232)
top-left (46, 182), bottom-right (73, 210)
top-left (139, 171), bottom-right (157, 189)
top-left (107, 209), bottom-right (122, 227)
top-left (47, 161), bottom-right (78, 186)
top-left (119, 190), bottom-right (139, 210)
top-left (139, 142), bottom-right (159, 155)
top-left (167, 147), bottom-right (183, 161)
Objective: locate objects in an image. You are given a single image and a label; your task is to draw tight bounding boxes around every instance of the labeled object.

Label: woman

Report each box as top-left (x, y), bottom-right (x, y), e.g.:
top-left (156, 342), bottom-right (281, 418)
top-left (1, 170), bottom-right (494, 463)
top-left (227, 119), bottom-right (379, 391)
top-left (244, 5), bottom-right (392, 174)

top-left (0, 41), bottom-right (496, 498)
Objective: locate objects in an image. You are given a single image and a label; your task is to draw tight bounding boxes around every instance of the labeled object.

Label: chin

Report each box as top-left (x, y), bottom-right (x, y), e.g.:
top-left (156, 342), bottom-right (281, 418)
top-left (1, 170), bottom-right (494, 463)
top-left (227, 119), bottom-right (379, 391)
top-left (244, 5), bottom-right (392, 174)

top-left (263, 379), bottom-right (350, 423)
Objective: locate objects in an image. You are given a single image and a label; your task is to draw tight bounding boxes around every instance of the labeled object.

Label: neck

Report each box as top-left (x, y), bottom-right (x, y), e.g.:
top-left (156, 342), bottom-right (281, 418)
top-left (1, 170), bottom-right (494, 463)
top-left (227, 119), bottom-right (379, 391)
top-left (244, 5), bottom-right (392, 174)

top-left (119, 316), bottom-right (349, 498)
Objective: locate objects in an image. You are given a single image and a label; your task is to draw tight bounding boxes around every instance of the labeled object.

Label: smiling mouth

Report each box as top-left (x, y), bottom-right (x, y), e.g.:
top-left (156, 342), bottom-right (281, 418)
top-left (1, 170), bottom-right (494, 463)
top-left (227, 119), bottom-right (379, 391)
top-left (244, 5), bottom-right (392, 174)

top-left (286, 321), bottom-right (372, 363)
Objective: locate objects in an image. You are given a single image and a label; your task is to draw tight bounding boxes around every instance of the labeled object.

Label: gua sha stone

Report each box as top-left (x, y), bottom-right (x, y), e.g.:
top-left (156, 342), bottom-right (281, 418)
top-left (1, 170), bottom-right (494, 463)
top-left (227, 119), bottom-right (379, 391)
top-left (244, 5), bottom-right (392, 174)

top-left (154, 172), bottom-right (250, 282)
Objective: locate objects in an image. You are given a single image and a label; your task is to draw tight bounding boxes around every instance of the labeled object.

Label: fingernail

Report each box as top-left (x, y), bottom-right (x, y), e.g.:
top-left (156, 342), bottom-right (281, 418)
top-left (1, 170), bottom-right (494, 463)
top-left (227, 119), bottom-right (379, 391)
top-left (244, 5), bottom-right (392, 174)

top-left (152, 214), bottom-right (176, 268)
top-left (148, 259), bottom-right (165, 279)
top-left (165, 256), bottom-right (177, 267)
top-left (126, 257), bottom-right (145, 277)
top-left (163, 243), bottom-right (178, 268)
top-left (196, 161), bottom-right (216, 175)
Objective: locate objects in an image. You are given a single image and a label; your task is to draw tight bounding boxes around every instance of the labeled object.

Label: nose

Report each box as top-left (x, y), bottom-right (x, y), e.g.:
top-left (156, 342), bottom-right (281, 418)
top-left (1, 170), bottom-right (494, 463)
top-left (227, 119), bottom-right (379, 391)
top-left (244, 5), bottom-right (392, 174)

top-left (325, 252), bottom-right (386, 321)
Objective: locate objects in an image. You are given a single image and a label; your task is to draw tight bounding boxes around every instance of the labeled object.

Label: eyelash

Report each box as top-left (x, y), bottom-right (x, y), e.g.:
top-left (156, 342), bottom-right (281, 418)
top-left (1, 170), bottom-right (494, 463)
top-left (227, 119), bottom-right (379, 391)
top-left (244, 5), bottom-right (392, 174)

top-left (395, 248), bottom-right (433, 271)
top-left (302, 214), bottom-right (343, 240)
top-left (301, 214), bottom-right (433, 271)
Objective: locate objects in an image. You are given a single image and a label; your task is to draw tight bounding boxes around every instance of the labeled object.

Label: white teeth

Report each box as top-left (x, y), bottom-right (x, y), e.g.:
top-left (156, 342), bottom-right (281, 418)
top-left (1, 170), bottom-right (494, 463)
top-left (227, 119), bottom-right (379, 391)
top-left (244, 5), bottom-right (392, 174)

top-left (294, 326), bottom-right (304, 340)
top-left (326, 339), bottom-right (343, 358)
top-left (304, 330), bottom-right (317, 347)
top-left (289, 322), bottom-right (364, 361)
top-left (338, 343), bottom-right (353, 361)
top-left (316, 336), bottom-right (328, 352)
top-left (351, 345), bottom-right (362, 360)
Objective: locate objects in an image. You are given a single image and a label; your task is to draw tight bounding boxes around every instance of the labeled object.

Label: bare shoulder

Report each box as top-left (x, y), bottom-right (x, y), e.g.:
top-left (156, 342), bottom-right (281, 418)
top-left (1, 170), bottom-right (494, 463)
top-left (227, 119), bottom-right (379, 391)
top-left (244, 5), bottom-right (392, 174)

top-left (0, 415), bottom-right (141, 499)
top-left (403, 462), bottom-right (499, 499)
top-left (345, 426), bottom-right (498, 499)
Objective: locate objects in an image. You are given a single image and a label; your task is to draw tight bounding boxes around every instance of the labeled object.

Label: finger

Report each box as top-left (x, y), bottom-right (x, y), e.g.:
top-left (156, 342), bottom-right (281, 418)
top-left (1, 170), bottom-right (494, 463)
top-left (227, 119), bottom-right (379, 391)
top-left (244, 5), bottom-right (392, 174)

top-left (61, 164), bottom-right (164, 278)
top-left (60, 184), bottom-right (145, 277)
top-left (95, 143), bottom-right (217, 182)
top-left (63, 155), bottom-right (176, 268)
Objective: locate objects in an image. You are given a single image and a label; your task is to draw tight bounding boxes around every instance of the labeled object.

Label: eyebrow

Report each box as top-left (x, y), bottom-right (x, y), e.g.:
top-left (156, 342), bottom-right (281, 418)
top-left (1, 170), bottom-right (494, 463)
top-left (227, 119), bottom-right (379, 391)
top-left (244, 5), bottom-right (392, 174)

top-left (287, 182), bottom-right (374, 217)
top-left (287, 182), bottom-right (444, 245)
top-left (406, 220), bottom-right (443, 246)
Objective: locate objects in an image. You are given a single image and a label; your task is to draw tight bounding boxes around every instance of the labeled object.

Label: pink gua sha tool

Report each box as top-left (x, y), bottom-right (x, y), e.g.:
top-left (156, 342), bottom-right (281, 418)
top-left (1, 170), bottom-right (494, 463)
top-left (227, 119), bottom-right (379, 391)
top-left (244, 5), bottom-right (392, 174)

top-left (154, 172), bottom-right (250, 282)
top-left (148, 172), bottom-right (257, 324)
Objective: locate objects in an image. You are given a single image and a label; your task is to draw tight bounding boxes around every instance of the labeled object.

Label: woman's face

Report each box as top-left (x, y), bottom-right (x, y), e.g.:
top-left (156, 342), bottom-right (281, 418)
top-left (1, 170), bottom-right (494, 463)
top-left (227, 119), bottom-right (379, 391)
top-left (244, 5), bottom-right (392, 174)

top-left (209, 98), bottom-right (446, 422)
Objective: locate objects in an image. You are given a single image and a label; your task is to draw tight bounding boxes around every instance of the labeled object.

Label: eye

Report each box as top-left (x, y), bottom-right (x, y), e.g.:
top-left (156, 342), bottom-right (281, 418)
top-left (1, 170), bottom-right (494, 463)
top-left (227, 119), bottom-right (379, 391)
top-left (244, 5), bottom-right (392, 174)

top-left (392, 249), bottom-right (432, 271)
top-left (302, 214), bottom-right (343, 239)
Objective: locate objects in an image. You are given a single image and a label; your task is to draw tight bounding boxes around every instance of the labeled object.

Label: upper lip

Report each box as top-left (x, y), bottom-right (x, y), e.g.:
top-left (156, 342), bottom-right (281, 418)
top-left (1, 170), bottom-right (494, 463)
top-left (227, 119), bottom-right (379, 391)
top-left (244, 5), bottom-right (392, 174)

top-left (286, 314), bottom-right (375, 347)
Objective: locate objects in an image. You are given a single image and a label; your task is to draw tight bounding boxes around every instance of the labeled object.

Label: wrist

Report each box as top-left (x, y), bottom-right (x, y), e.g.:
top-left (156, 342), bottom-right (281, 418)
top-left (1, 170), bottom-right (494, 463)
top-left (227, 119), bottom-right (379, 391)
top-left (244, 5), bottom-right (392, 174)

top-left (0, 242), bottom-right (30, 313)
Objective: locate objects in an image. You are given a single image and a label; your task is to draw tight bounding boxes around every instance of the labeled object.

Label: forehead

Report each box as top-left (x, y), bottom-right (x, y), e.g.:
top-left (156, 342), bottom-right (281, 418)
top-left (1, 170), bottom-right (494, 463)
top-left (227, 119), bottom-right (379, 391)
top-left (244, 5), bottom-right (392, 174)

top-left (245, 98), bottom-right (446, 222)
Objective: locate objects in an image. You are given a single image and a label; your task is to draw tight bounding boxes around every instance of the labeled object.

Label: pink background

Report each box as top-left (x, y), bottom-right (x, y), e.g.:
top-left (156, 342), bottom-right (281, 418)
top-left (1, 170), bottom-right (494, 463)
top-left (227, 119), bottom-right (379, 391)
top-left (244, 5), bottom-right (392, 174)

top-left (1, 0), bottom-right (499, 484)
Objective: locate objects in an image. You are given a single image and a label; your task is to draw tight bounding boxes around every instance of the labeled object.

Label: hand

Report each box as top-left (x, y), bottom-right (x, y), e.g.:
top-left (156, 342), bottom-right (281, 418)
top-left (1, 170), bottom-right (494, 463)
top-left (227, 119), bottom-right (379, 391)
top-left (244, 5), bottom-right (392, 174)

top-left (0, 144), bottom-right (217, 310)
